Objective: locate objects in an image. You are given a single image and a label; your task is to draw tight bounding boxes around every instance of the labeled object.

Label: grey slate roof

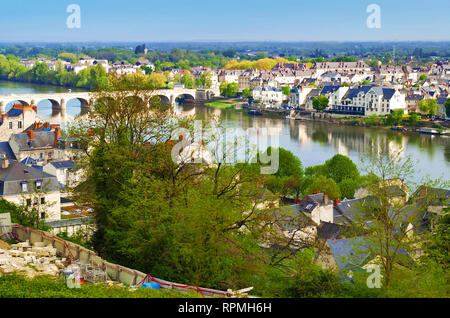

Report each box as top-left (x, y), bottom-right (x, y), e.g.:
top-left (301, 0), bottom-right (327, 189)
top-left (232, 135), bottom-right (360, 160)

top-left (335, 196), bottom-right (381, 223)
top-left (317, 222), bottom-right (346, 240)
top-left (327, 236), bottom-right (413, 270)
top-left (50, 160), bottom-right (74, 170)
top-left (7, 108), bottom-right (23, 117)
top-left (0, 142), bottom-right (16, 160)
top-left (410, 186), bottom-right (450, 206)
top-left (0, 161), bottom-right (59, 196)
top-left (327, 237), bottom-right (371, 270)
top-left (20, 156), bottom-right (41, 166)
top-left (11, 131), bottom-right (57, 151)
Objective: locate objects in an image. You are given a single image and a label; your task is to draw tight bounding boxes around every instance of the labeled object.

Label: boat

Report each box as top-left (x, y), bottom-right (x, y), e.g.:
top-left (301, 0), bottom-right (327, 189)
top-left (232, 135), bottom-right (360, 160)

top-left (248, 110), bottom-right (263, 116)
top-left (419, 127), bottom-right (442, 135)
top-left (390, 126), bottom-right (406, 131)
top-left (286, 115), bottom-right (302, 120)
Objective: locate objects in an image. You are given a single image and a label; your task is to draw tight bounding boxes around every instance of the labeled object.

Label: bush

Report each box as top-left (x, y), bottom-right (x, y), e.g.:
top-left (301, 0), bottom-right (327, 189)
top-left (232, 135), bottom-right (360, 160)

top-left (0, 273), bottom-right (201, 298)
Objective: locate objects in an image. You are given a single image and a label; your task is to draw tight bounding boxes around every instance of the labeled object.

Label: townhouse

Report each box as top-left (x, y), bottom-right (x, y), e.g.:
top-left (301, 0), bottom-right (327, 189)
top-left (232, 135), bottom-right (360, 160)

top-left (331, 85), bottom-right (406, 116)
top-left (252, 86), bottom-right (285, 107)
top-left (0, 158), bottom-right (61, 221)
top-left (0, 104), bottom-right (40, 142)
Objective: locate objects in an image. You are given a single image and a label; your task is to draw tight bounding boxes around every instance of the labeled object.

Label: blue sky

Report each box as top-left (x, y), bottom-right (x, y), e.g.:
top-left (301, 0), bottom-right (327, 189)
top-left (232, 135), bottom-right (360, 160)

top-left (0, 0), bottom-right (448, 42)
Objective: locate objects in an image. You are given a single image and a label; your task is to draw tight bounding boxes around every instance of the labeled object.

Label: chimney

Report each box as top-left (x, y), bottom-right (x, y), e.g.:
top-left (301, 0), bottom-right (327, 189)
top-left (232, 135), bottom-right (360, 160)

top-left (54, 127), bottom-right (62, 147)
top-left (43, 122), bottom-right (50, 129)
top-left (32, 105), bottom-right (37, 113)
top-left (333, 198), bottom-right (341, 206)
top-left (1, 158), bottom-right (8, 169)
top-left (27, 130), bottom-right (34, 140)
top-left (323, 193), bottom-right (329, 205)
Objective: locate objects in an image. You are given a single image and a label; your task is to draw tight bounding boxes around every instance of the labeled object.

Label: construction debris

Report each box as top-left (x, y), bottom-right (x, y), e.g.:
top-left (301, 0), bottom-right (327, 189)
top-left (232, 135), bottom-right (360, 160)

top-left (0, 239), bottom-right (10, 250)
top-left (0, 240), bottom-right (64, 277)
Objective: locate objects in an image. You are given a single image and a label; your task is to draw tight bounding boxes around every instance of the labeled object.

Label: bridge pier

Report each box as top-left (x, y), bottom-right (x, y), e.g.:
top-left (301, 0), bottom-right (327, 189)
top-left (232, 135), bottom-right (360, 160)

top-left (60, 98), bottom-right (67, 120)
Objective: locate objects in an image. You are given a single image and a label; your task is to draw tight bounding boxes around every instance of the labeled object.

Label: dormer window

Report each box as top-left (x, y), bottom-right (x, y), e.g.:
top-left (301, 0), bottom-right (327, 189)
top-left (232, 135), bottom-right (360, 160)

top-left (21, 181), bottom-right (28, 193)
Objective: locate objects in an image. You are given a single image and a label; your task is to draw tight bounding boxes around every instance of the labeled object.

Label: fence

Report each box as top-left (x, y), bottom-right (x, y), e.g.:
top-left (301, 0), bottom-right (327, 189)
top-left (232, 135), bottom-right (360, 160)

top-left (5, 224), bottom-right (229, 298)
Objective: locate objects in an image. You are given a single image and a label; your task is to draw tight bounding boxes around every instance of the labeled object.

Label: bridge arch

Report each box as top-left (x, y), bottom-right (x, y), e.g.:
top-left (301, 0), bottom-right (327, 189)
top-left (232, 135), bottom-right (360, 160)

top-left (66, 97), bottom-right (91, 117)
top-left (154, 95), bottom-right (170, 105)
top-left (175, 93), bottom-right (195, 104)
top-left (67, 97), bottom-right (90, 108)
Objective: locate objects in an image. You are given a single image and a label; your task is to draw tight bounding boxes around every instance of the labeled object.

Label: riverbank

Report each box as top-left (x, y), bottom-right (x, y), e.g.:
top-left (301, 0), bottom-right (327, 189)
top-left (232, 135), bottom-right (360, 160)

top-left (205, 98), bottom-right (449, 135)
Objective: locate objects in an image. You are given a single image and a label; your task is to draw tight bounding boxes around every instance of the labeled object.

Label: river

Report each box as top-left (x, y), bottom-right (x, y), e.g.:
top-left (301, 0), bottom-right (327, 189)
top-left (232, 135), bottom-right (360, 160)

top-left (1, 80), bottom-right (449, 183)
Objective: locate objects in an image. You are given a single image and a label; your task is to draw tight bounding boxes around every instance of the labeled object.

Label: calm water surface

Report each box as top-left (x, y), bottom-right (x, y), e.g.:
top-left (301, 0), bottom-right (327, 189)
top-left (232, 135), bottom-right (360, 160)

top-left (1, 81), bottom-right (448, 183)
top-left (175, 104), bottom-right (450, 184)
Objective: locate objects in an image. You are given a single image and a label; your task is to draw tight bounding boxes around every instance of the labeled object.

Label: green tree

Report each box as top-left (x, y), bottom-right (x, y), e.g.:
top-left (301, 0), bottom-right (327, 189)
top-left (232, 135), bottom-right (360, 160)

top-left (422, 212), bottom-right (450, 269)
top-left (242, 87), bottom-right (251, 98)
top-left (386, 109), bottom-right (404, 125)
top-left (219, 80), bottom-right (229, 96)
top-left (312, 95), bottom-right (329, 111)
top-left (409, 113), bottom-right (420, 124)
top-left (324, 154), bottom-right (360, 184)
top-left (282, 86), bottom-right (291, 96)
top-left (226, 82), bottom-right (239, 97)
top-left (282, 175), bottom-right (303, 199)
top-left (418, 99), bottom-right (438, 116)
top-left (262, 147), bottom-right (303, 178)
top-left (445, 98), bottom-right (450, 118)
top-left (305, 175), bottom-right (341, 200)
top-left (181, 72), bottom-right (194, 89)
top-left (68, 74), bottom-right (287, 291)
top-left (347, 145), bottom-right (449, 293)
top-left (338, 178), bottom-right (360, 199)
top-left (200, 71), bottom-right (212, 88)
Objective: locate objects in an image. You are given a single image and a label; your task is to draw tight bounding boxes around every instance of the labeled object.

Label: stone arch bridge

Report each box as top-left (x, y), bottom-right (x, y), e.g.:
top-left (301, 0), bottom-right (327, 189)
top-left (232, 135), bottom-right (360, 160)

top-left (0, 88), bottom-right (218, 117)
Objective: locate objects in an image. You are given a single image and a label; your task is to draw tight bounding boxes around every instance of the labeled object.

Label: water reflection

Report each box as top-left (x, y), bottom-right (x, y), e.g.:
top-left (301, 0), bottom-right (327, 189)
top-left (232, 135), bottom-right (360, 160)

top-left (174, 104), bottom-right (450, 182)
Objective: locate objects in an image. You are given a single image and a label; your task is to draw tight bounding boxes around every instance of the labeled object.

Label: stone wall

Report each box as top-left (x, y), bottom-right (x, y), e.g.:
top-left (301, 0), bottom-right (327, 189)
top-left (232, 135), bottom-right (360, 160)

top-left (11, 224), bottom-right (228, 297)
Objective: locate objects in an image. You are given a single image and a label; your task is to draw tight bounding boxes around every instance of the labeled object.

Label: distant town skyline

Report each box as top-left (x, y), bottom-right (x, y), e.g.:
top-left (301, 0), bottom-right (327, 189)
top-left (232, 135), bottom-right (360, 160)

top-left (0, 0), bottom-right (449, 42)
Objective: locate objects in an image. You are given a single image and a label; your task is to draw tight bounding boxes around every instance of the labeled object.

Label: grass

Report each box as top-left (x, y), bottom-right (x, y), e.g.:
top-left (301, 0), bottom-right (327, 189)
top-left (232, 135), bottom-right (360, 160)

top-left (61, 214), bottom-right (82, 220)
top-left (0, 273), bottom-right (202, 298)
top-left (205, 101), bottom-right (235, 109)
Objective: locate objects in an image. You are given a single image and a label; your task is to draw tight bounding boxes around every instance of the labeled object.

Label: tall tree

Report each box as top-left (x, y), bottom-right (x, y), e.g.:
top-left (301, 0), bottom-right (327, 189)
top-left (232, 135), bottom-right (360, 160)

top-left (312, 95), bottom-right (329, 111)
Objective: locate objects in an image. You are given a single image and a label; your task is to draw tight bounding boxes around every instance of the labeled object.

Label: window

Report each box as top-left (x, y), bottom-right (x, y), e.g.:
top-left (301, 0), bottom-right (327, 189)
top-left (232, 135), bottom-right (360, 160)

top-left (26, 199), bottom-right (31, 206)
top-left (41, 197), bottom-right (45, 205)
top-left (18, 121), bottom-right (22, 129)
top-left (21, 182), bottom-right (28, 193)
top-left (40, 153), bottom-right (43, 159)
top-left (36, 180), bottom-right (42, 190)
top-left (40, 212), bottom-right (46, 219)
top-left (9, 122), bottom-right (12, 129)
top-left (20, 199), bottom-right (25, 206)
top-left (34, 197), bottom-right (38, 205)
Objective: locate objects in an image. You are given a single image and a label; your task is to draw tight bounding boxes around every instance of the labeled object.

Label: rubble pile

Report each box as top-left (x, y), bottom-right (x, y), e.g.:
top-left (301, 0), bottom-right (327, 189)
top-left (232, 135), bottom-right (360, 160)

top-left (0, 240), bottom-right (66, 277)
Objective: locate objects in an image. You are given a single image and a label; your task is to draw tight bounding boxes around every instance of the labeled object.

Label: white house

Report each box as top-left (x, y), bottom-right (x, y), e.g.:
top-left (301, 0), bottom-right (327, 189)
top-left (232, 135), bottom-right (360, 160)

top-left (252, 86), bottom-right (286, 107)
top-left (0, 159), bottom-right (61, 221)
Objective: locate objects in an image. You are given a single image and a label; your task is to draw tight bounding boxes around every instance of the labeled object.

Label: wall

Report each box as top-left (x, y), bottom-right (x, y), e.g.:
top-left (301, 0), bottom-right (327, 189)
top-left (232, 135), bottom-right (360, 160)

top-left (4, 191), bottom-right (61, 221)
top-left (11, 224), bottom-right (228, 297)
